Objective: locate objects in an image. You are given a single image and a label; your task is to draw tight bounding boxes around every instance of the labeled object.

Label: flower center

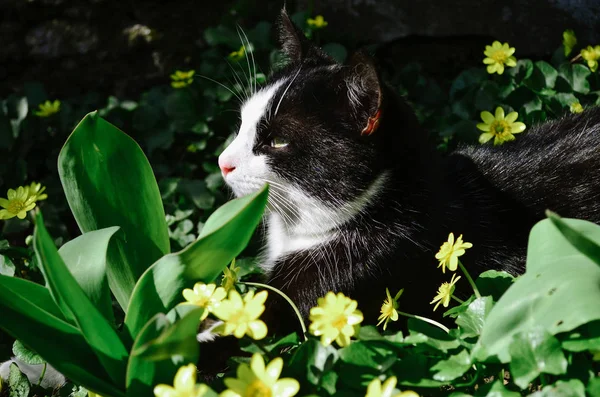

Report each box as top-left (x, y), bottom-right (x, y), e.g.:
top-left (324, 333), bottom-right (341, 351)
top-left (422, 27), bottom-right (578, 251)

top-left (491, 50), bottom-right (508, 63)
top-left (229, 308), bottom-right (249, 325)
top-left (332, 315), bottom-right (348, 330)
top-left (491, 120), bottom-right (510, 135)
top-left (7, 200), bottom-right (26, 214)
top-left (245, 379), bottom-right (271, 397)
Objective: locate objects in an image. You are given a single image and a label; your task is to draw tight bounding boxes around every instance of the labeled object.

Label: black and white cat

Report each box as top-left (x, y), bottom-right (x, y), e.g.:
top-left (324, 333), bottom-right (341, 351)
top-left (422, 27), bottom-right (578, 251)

top-left (218, 10), bottom-right (600, 332)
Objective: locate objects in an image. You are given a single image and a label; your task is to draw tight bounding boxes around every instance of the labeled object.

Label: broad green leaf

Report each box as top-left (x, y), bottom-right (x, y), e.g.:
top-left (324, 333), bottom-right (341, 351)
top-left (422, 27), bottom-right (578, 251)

top-left (588, 377), bottom-right (600, 397)
top-left (392, 351), bottom-right (447, 388)
top-left (561, 320), bottom-right (600, 352)
top-left (288, 339), bottom-right (338, 387)
top-left (475, 270), bottom-right (514, 302)
top-left (8, 363), bottom-right (30, 397)
top-left (125, 186), bottom-right (268, 338)
top-left (338, 341), bottom-right (394, 369)
top-left (58, 111), bottom-right (170, 310)
top-left (475, 217), bottom-right (600, 362)
top-left (508, 328), bottom-right (567, 389)
top-left (558, 64), bottom-right (591, 94)
top-left (0, 275), bottom-right (123, 397)
top-left (482, 380), bottom-right (521, 397)
top-left (535, 61), bottom-right (558, 88)
top-left (431, 349), bottom-right (471, 382)
top-left (34, 214), bottom-right (129, 386)
top-left (530, 379), bottom-right (586, 397)
top-left (132, 307), bottom-right (202, 361)
top-left (455, 297), bottom-right (493, 338)
top-left (58, 227), bottom-right (120, 325)
top-left (405, 318), bottom-right (460, 353)
top-left (125, 311), bottom-right (200, 397)
top-left (507, 59), bottom-right (534, 84)
top-left (547, 212), bottom-right (600, 267)
top-left (12, 340), bottom-right (44, 365)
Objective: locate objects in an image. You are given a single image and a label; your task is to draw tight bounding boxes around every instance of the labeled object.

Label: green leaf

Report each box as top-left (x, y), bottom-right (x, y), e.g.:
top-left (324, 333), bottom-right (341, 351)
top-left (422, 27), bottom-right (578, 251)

top-left (404, 318), bottom-right (460, 353)
top-left (58, 227), bottom-right (120, 325)
top-left (8, 363), bottom-right (30, 397)
top-left (480, 380), bottom-right (521, 397)
top-left (456, 297), bottom-right (493, 339)
top-left (475, 270), bottom-right (515, 302)
top-left (431, 349), bottom-right (471, 382)
top-left (557, 64), bottom-right (591, 94)
top-left (450, 68), bottom-right (487, 100)
top-left (58, 111), bottom-right (170, 310)
top-left (474, 217), bottom-right (600, 362)
top-left (508, 328), bottom-right (567, 389)
top-left (561, 320), bottom-right (600, 352)
top-left (588, 377), bottom-right (600, 397)
top-left (0, 276), bottom-right (123, 397)
top-left (338, 341), bottom-right (394, 369)
top-left (125, 310), bottom-right (200, 397)
top-left (531, 379), bottom-right (586, 397)
top-left (132, 307), bottom-right (202, 361)
top-left (288, 339), bottom-right (338, 387)
top-left (12, 340), bottom-right (44, 365)
top-left (124, 185), bottom-right (268, 338)
top-left (547, 212), bottom-right (600, 267)
top-left (535, 61), bottom-right (559, 88)
top-left (507, 59), bottom-right (534, 84)
top-left (34, 214), bottom-right (129, 386)
top-left (0, 254), bottom-right (15, 276)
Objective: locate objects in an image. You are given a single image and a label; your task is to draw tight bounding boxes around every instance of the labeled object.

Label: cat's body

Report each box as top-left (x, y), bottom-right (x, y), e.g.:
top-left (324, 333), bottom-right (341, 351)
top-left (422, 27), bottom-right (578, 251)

top-left (218, 11), bottom-right (600, 333)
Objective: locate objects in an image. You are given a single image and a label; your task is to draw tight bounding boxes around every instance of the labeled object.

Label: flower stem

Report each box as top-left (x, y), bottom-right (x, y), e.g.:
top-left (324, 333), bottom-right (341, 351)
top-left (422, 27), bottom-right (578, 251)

top-left (397, 311), bottom-right (450, 334)
top-left (36, 363), bottom-right (47, 387)
top-left (451, 295), bottom-right (465, 304)
top-left (241, 281), bottom-right (308, 340)
top-left (458, 260), bottom-right (481, 299)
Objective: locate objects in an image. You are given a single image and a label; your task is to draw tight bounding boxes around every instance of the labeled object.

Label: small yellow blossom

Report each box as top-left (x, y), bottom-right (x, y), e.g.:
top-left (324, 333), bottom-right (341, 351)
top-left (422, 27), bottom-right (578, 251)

top-left (477, 107), bottom-right (526, 146)
top-left (483, 41), bottom-right (517, 75)
top-left (570, 102), bottom-right (584, 114)
top-left (221, 259), bottom-right (240, 292)
top-left (307, 15), bottom-right (328, 29)
top-left (563, 29), bottom-right (577, 57)
top-left (581, 45), bottom-right (600, 72)
top-left (181, 282), bottom-right (227, 321)
top-left (221, 353), bottom-right (300, 397)
top-left (154, 364), bottom-right (209, 397)
top-left (435, 233), bottom-right (473, 273)
top-left (28, 182), bottom-right (48, 202)
top-left (228, 45), bottom-right (246, 62)
top-left (430, 273), bottom-right (462, 311)
top-left (309, 291), bottom-right (363, 347)
top-left (377, 288), bottom-right (403, 331)
top-left (365, 376), bottom-right (419, 397)
top-left (212, 289), bottom-right (268, 340)
top-left (170, 70), bottom-right (195, 89)
top-left (34, 100), bottom-right (61, 117)
top-left (0, 186), bottom-right (37, 220)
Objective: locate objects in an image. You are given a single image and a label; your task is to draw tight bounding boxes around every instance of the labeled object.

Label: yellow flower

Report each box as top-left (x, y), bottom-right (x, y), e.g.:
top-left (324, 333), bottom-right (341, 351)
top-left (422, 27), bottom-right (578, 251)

top-left (154, 364), bottom-right (209, 397)
top-left (28, 182), bottom-right (48, 202)
top-left (181, 282), bottom-right (227, 321)
top-left (477, 107), bottom-right (526, 146)
top-left (435, 233), bottom-right (473, 273)
top-left (307, 15), bottom-right (328, 29)
top-left (228, 45), bottom-right (246, 62)
top-left (221, 259), bottom-right (240, 292)
top-left (170, 70), bottom-right (195, 89)
top-left (563, 29), bottom-right (577, 56)
top-left (377, 288), bottom-right (403, 331)
top-left (221, 353), bottom-right (300, 397)
top-left (34, 100), bottom-right (61, 117)
top-left (483, 41), bottom-right (517, 75)
top-left (365, 376), bottom-right (419, 397)
top-left (309, 291), bottom-right (363, 347)
top-left (581, 45), bottom-right (600, 72)
top-left (570, 102), bottom-right (584, 114)
top-left (430, 273), bottom-right (462, 311)
top-left (212, 289), bottom-right (268, 340)
top-left (0, 186), bottom-right (37, 220)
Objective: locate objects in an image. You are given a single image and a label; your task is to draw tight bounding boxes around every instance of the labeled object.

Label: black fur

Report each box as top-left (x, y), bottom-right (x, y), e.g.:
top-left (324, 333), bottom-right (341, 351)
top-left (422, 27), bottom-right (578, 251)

top-left (242, 11), bottom-right (600, 334)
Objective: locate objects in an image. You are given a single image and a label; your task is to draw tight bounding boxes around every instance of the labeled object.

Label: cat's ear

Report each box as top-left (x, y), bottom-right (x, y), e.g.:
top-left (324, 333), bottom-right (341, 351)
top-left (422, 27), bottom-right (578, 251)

top-left (277, 8), bottom-right (334, 64)
top-left (343, 51), bottom-right (383, 136)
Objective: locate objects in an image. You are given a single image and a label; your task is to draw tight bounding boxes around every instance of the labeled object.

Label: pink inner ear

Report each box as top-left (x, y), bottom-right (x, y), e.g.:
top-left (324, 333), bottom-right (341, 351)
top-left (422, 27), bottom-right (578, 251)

top-left (361, 109), bottom-right (382, 136)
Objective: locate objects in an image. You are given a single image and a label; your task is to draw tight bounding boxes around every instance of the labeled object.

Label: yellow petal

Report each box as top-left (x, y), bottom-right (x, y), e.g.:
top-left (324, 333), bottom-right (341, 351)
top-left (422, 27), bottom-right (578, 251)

top-left (174, 364), bottom-right (196, 391)
top-left (511, 122), bottom-right (526, 133)
top-left (496, 63), bottom-right (505, 75)
top-left (476, 123), bottom-right (491, 132)
top-left (505, 112), bottom-right (519, 123)
top-left (264, 357), bottom-right (283, 385)
top-left (272, 378), bottom-right (301, 397)
top-left (506, 57), bottom-right (517, 67)
top-left (494, 107), bottom-right (505, 120)
top-left (224, 377), bottom-right (249, 395)
top-left (248, 320), bottom-right (268, 340)
top-left (480, 111), bottom-right (495, 124)
top-left (153, 385), bottom-right (178, 397)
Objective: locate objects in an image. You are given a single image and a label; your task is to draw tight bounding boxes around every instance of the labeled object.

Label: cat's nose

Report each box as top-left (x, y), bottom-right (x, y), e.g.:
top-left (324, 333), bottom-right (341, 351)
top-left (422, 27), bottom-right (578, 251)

top-left (218, 157), bottom-right (236, 177)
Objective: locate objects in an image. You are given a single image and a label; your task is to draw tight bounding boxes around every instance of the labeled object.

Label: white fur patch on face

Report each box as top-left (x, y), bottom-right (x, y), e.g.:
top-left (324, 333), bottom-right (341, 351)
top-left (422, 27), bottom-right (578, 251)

top-left (218, 80), bottom-right (286, 197)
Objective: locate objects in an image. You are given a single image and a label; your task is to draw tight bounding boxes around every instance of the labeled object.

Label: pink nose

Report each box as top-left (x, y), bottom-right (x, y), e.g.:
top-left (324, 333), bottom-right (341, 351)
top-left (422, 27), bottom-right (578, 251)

top-left (218, 157), bottom-right (236, 177)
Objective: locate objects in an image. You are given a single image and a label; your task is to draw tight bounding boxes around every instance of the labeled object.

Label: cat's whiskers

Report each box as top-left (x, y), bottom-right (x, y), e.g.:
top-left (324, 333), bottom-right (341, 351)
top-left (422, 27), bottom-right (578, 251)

top-left (235, 26), bottom-right (255, 97)
top-left (239, 27), bottom-right (259, 96)
top-left (194, 74), bottom-right (244, 103)
top-left (274, 66), bottom-right (302, 117)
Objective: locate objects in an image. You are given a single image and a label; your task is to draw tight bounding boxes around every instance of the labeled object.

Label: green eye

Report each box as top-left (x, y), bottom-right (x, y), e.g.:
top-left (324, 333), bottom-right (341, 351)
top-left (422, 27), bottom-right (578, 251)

top-left (270, 137), bottom-right (289, 148)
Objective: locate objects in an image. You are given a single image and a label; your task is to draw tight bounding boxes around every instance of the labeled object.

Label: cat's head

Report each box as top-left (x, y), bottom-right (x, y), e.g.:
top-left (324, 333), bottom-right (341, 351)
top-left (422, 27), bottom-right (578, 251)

top-left (218, 10), bottom-right (415, 232)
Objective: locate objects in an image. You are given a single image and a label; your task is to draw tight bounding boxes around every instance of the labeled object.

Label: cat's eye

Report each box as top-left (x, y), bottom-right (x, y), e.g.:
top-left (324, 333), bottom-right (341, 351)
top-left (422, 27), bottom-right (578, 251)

top-left (270, 137), bottom-right (289, 148)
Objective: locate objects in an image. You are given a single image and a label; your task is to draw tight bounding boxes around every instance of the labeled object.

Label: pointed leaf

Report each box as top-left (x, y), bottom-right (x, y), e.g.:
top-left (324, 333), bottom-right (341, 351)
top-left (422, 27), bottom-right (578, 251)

top-left (8, 363), bottom-right (30, 397)
top-left (431, 350), bottom-right (471, 382)
top-left (0, 275), bottom-right (124, 397)
top-left (34, 213), bottom-right (129, 386)
top-left (58, 227), bottom-right (120, 324)
top-left (124, 185), bottom-right (268, 338)
top-left (58, 111), bottom-right (170, 309)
